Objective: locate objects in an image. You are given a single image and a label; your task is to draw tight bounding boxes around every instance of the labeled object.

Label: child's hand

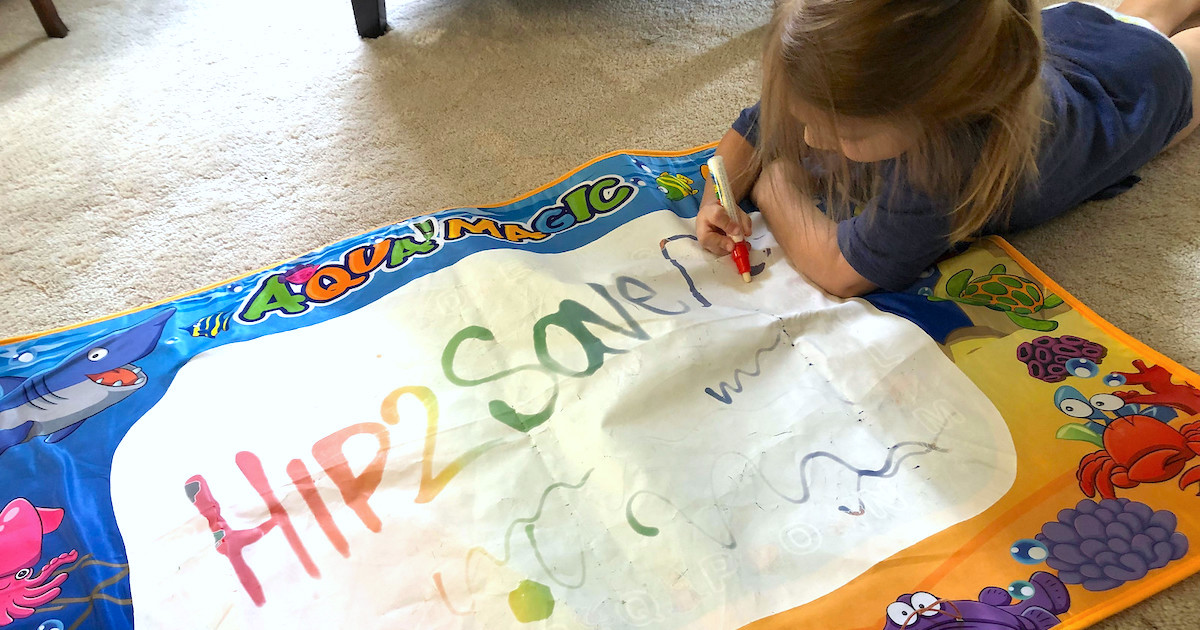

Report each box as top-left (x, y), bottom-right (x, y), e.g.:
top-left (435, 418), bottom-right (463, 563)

top-left (697, 197), bottom-right (753, 255)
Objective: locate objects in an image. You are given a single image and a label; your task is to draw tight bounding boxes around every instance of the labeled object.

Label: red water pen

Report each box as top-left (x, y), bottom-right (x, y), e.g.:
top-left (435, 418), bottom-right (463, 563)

top-left (706, 155), bottom-right (752, 283)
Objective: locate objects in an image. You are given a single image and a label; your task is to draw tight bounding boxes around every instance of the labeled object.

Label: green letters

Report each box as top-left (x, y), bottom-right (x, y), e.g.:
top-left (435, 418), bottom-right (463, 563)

top-left (239, 275), bottom-right (309, 323)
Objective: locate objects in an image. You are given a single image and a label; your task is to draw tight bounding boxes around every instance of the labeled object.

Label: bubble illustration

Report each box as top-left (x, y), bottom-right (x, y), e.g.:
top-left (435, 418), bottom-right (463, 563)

top-left (1065, 358), bottom-right (1099, 378)
top-left (1007, 580), bottom-right (1036, 601)
top-left (1103, 372), bottom-right (1127, 387)
top-left (1011, 538), bottom-right (1050, 564)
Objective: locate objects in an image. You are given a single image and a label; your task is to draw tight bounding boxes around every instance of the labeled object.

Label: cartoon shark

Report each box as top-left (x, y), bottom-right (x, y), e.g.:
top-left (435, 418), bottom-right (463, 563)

top-left (0, 308), bottom-right (175, 455)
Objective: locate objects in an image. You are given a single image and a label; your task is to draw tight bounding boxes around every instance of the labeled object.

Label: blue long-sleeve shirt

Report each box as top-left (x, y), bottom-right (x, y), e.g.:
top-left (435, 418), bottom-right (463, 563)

top-left (732, 2), bottom-right (1193, 291)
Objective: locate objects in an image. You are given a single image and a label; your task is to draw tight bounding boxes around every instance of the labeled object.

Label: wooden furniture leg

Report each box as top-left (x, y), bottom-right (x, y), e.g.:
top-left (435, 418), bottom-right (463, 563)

top-left (30, 0), bottom-right (69, 38)
top-left (351, 0), bottom-right (387, 38)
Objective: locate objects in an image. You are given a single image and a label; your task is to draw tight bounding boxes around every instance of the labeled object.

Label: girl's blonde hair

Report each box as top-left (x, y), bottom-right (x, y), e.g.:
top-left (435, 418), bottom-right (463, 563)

top-left (753, 0), bottom-right (1045, 243)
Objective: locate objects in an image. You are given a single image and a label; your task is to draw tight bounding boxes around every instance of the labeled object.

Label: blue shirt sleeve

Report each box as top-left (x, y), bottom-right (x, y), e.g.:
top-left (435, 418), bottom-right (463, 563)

top-left (731, 102), bottom-right (761, 147)
top-left (835, 186), bottom-right (953, 292)
top-left (733, 100), bottom-right (950, 291)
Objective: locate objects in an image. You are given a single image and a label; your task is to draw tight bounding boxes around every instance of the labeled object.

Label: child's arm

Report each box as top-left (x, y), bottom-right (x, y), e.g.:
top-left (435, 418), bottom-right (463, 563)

top-left (753, 163), bottom-right (876, 298)
top-left (696, 129), bottom-right (758, 254)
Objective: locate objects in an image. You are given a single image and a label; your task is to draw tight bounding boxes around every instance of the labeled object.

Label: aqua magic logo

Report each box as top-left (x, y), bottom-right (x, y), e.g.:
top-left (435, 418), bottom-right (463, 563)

top-left (236, 176), bottom-right (637, 324)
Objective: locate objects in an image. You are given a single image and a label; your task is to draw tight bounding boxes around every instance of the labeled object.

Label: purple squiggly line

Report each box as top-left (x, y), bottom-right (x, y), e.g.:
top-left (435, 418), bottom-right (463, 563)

top-left (659, 234), bottom-right (711, 307)
top-left (705, 332), bottom-right (784, 404)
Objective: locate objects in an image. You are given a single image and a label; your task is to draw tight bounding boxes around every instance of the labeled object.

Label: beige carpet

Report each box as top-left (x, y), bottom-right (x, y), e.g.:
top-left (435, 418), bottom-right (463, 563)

top-left (1, 0), bottom-right (1197, 626)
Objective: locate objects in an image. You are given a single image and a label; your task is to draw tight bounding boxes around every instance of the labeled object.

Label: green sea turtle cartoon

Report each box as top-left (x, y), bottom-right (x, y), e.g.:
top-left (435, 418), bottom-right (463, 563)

top-left (921, 264), bottom-right (1064, 331)
top-left (656, 172), bottom-right (698, 201)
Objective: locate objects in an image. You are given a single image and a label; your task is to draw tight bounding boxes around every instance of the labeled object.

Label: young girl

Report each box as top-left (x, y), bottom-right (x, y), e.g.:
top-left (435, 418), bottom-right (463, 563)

top-left (697, 0), bottom-right (1198, 297)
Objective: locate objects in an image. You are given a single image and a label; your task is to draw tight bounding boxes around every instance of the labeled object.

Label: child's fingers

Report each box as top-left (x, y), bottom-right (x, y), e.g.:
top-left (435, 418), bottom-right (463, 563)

top-left (713, 210), bottom-right (746, 239)
top-left (696, 206), bottom-right (736, 255)
top-left (717, 209), bottom-right (752, 239)
top-left (699, 231), bottom-right (735, 255)
top-left (697, 215), bottom-right (734, 254)
top-left (738, 211), bottom-right (752, 237)
top-left (701, 202), bottom-right (734, 230)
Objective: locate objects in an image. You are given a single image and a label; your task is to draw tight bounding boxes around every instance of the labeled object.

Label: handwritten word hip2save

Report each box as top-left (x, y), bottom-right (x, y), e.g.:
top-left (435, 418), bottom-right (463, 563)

top-left (185, 257), bottom-right (710, 606)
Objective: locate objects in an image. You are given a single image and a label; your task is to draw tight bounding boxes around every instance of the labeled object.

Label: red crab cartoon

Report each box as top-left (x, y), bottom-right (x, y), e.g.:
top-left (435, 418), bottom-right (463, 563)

top-left (1076, 361), bottom-right (1200, 499)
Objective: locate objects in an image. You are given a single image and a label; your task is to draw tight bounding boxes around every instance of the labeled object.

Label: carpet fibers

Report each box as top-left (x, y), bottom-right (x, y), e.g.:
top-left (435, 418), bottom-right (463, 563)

top-left (1, 0), bottom-right (1197, 626)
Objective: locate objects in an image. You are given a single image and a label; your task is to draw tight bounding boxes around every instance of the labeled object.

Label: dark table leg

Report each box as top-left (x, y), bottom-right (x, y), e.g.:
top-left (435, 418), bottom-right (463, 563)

top-left (351, 0), bottom-right (387, 38)
top-left (30, 0), bottom-right (69, 38)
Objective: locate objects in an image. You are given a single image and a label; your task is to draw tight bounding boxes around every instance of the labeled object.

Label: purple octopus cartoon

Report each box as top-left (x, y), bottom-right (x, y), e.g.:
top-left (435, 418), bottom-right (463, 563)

top-left (880, 571), bottom-right (1071, 630)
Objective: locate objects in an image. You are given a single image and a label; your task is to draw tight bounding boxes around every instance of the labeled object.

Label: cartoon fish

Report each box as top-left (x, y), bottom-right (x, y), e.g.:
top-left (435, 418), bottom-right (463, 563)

top-left (0, 308), bottom-right (174, 455)
top-left (656, 172), bottom-right (698, 201)
top-left (181, 311), bottom-right (231, 339)
top-left (283, 264), bottom-right (319, 285)
top-left (0, 498), bottom-right (78, 626)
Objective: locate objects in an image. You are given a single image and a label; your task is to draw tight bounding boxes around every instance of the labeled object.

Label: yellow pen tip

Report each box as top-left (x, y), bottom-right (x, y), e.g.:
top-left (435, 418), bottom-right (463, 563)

top-left (742, 272), bottom-right (752, 283)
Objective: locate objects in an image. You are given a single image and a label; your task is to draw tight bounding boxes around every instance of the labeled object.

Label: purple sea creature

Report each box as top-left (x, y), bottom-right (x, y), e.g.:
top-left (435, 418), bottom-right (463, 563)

top-left (881, 571), bottom-right (1070, 629)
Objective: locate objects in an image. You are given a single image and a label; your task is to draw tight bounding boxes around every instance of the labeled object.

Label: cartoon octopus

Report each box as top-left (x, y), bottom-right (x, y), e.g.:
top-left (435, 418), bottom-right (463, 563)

top-left (881, 571), bottom-right (1070, 630)
top-left (0, 498), bottom-right (78, 626)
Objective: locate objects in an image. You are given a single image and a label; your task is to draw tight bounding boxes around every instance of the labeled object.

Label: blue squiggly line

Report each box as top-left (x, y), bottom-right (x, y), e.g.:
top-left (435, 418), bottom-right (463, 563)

top-left (705, 332), bottom-right (784, 404)
top-left (626, 440), bottom-right (945, 547)
top-left (839, 500), bottom-right (866, 516)
top-left (751, 441), bottom-right (945, 506)
top-left (659, 234), bottom-right (711, 307)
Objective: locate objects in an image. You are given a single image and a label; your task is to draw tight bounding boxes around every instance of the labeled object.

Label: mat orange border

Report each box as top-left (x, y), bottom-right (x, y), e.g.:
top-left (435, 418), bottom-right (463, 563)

top-left (982, 236), bottom-right (1200, 630)
top-left (4, 144), bottom-right (1199, 629)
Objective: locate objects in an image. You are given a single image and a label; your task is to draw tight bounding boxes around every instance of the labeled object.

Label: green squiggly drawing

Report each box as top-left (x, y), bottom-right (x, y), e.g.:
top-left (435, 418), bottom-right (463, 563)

top-left (625, 491), bottom-right (737, 548)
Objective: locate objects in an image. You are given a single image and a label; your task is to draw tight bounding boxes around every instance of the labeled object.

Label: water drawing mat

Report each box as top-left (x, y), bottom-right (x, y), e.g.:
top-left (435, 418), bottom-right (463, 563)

top-left (2, 145), bottom-right (1199, 630)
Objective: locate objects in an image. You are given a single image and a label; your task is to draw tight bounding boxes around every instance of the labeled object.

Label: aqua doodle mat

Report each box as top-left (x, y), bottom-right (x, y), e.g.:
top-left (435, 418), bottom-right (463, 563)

top-left (2, 144), bottom-right (1199, 630)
